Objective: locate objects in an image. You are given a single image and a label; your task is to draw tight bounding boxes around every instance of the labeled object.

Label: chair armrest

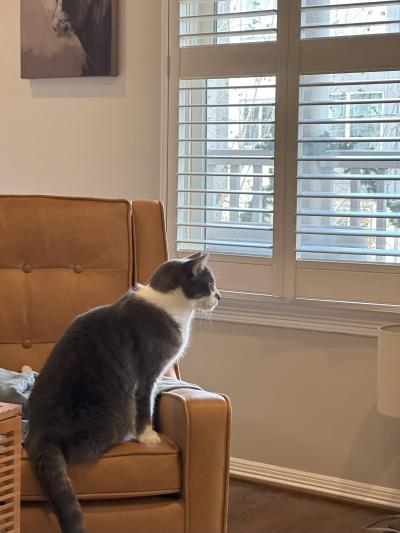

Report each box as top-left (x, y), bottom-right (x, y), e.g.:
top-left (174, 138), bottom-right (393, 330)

top-left (157, 389), bottom-right (231, 533)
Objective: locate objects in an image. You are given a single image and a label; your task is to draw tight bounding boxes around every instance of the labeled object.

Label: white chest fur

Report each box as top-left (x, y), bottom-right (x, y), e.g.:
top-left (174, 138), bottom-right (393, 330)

top-left (136, 285), bottom-right (194, 362)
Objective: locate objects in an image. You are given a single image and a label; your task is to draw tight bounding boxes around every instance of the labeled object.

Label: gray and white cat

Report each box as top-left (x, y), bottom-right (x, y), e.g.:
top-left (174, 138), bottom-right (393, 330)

top-left (25, 252), bottom-right (220, 533)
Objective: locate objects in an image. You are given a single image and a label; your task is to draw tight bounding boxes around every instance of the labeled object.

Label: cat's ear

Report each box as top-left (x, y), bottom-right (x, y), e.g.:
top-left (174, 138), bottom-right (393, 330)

top-left (186, 251), bottom-right (203, 260)
top-left (184, 253), bottom-right (209, 277)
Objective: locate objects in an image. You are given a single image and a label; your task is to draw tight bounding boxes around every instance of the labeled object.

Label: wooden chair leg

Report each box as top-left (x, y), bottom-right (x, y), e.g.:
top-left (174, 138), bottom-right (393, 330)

top-left (0, 404), bottom-right (22, 533)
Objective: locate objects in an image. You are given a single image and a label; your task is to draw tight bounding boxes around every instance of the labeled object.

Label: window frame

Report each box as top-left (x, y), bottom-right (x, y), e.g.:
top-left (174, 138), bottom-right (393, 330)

top-left (162, 0), bottom-right (400, 308)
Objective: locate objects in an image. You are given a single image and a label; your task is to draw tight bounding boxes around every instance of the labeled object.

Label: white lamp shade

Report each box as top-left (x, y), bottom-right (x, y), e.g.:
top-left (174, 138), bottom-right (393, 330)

top-left (377, 325), bottom-right (400, 417)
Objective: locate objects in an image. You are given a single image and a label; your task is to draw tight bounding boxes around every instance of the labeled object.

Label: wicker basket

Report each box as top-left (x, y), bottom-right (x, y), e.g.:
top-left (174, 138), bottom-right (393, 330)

top-left (0, 404), bottom-right (21, 533)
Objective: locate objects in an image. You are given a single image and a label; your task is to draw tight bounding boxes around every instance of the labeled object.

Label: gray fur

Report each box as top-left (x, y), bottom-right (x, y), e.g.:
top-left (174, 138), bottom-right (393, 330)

top-left (54, 0), bottom-right (110, 32)
top-left (26, 255), bottom-right (218, 533)
top-left (53, 0), bottom-right (113, 76)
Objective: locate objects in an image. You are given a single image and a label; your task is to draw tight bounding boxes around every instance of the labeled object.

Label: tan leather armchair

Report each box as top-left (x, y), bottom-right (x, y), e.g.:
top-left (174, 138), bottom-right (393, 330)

top-left (0, 195), bottom-right (231, 533)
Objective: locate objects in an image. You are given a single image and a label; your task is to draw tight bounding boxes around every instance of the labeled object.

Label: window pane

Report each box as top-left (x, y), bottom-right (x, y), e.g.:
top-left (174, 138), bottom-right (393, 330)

top-left (301, 1), bottom-right (400, 40)
top-left (177, 77), bottom-right (276, 256)
top-left (179, 0), bottom-right (278, 47)
top-left (297, 71), bottom-right (400, 264)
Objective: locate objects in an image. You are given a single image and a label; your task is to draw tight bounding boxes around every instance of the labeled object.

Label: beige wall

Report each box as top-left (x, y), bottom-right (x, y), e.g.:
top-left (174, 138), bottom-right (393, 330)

top-left (182, 322), bottom-right (400, 490)
top-left (0, 0), bottom-right (161, 199)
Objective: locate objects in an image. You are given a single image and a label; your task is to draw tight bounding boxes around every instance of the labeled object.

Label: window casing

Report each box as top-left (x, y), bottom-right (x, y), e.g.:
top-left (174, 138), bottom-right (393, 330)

top-left (166, 0), bottom-right (400, 305)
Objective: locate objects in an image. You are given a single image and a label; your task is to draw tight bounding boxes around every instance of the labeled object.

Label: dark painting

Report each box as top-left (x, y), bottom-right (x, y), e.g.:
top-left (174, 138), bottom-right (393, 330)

top-left (21, 0), bottom-right (118, 79)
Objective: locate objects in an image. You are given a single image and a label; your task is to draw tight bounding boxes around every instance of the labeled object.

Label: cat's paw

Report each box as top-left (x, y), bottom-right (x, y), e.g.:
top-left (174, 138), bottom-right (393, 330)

top-left (138, 426), bottom-right (161, 445)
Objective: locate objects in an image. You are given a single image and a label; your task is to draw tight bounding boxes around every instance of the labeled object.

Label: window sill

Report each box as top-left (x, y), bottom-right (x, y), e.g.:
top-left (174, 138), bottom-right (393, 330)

top-left (200, 292), bottom-right (400, 337)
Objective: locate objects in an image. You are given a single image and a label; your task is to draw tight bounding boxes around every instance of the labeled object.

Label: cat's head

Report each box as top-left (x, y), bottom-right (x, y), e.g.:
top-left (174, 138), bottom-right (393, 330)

top-left (149, 253), bottom-right (221, 311)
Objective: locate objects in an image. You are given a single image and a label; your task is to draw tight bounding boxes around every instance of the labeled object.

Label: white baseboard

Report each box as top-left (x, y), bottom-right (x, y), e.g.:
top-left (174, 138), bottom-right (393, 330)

top-left (230, 457), bottom-right (400, 510)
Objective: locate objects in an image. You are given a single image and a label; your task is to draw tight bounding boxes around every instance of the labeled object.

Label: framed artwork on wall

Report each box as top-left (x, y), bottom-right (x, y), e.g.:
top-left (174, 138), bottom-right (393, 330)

top-left (21, 0), bottom-right (119, 79)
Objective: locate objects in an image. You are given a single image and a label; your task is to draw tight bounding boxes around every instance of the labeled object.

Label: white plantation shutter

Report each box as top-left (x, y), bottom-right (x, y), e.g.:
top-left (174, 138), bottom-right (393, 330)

top-left (297, 72), bottom-right (400, 263)
top-left (292, 1), bottom-right (400, 304)
top-left (301, 1), bottom-right (400, 39)
top-left (167, 0), bottom-right (287, 294)
top-left (167, 0), bottom-right (400, 304)
top-left (179, 0), bottom-right (278, 47)
top-left (177, 76), bottom-right (276, 256)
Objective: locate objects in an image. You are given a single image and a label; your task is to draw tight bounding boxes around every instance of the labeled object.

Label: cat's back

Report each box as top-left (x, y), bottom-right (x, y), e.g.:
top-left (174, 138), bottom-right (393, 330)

top-left (28, 304), bottom-right (116, 398)
top-left (42, 303), bottom-right (117, 364)
top-left (31, 291), bottom-right (180, 393)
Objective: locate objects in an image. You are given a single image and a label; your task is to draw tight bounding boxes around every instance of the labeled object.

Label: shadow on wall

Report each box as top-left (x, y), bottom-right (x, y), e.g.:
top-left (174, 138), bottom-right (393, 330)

top-left (344, 405), bottom-right (400, 489)
top-left (22, 0), bottom-right (126, 98)
top-left (186, 321), bottom-right (400, 489)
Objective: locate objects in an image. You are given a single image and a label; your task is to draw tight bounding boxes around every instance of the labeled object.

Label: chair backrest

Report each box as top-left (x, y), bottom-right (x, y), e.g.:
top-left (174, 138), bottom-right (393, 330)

top-left (0, 196), bottom-right (168, 372)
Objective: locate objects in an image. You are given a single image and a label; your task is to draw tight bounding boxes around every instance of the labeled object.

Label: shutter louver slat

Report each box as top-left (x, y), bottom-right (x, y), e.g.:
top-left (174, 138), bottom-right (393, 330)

top-left (180, 9), bottom-right (278, 21)
top-left (178, 188), bottom-right (274, 195)
top-left (298, 210), bottom-right (400, 218)
top-left (179, 222), bottom-right (273, 230)
top-left (177, 238), bottom-right (273, 249)
top-left (179, 205), bottom-right (274, 213)
top-left (299, 173), bottom-right (400, 180)
top-left (299, 228), bottom-right (400, 238)
top-left (178, 172), bottom-right (274, 178)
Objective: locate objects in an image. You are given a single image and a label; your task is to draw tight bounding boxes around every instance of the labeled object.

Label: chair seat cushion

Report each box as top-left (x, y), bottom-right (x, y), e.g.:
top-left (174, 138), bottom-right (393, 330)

top-left (21, 435), bottom-right (181, 501)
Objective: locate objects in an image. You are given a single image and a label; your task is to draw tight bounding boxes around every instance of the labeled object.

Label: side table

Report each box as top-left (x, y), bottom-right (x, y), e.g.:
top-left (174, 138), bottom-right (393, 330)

top-left (0, 403), bottom-right (22, 533)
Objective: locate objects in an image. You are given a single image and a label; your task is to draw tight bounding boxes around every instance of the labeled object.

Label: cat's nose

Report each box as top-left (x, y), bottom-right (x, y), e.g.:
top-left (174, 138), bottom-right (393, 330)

top-left (215, 291), bottom-right (221, 301)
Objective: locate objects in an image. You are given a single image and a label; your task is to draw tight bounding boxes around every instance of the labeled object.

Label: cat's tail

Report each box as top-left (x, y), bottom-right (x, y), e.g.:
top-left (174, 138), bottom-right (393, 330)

top-left (26, 438), bottom-right (85, 533)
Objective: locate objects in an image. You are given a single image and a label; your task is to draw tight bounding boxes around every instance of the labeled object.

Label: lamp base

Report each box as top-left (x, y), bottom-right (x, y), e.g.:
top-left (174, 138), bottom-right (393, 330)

top-left (363, 515), bottom-right (400, 532)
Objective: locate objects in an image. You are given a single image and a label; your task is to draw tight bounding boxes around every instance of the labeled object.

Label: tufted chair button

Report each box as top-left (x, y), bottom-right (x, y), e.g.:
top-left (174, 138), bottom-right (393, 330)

top-left (73, 264), bottom-right (83, 274)
top-left (22, 339), bottom-right (32, 349)
top-left (22, 264), bottom-right (32, 273)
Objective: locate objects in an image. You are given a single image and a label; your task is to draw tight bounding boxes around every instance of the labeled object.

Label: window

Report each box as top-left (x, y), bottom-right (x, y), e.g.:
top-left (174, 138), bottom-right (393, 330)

top-left (166, 0), bottom-right (400, 304)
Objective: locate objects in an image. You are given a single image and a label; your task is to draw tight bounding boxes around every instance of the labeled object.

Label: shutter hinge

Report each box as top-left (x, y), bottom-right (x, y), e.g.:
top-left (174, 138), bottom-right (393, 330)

top-left (167, 54), bottom-right (171, 78)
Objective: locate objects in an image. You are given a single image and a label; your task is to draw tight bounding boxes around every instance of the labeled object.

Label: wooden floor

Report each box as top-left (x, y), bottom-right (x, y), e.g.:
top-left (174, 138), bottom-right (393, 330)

top-left (228, 479), bottom-right (395, 533)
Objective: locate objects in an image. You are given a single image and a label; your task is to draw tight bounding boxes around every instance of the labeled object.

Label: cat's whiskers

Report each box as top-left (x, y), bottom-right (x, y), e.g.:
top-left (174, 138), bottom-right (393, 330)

top-left (196, 308), bottom-right (215, 331)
